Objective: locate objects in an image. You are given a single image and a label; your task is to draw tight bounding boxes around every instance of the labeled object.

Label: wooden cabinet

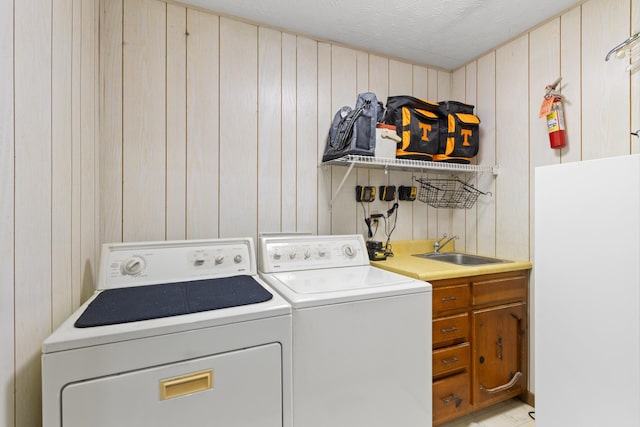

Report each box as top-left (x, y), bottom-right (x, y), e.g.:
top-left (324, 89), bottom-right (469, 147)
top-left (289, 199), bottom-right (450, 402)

top-left (431, 270), bottom-right (529, 426)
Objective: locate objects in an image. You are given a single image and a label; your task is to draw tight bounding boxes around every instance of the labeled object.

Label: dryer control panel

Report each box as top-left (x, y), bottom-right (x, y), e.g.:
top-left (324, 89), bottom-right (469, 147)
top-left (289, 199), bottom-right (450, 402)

top-left (98, 238), bottom-right (256, 290)
top-left (258, 235), bottom-right (369, 273)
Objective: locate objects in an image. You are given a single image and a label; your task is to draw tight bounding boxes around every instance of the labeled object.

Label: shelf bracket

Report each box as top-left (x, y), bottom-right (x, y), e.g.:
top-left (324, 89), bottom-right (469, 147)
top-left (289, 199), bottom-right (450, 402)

top-left (328, 160), bottom-right (356, 210)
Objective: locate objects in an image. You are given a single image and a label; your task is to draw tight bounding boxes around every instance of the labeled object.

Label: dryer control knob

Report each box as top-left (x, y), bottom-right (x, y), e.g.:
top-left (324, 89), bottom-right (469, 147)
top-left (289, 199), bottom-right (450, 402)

top-left (289, 250), bottom-right (297, 260)
top-left (272, 251), bottom-right (282, 260)
top-left (318, 249), bottom-right (326, 258)
top-left (233, 254), bottom-right (243, 264)
top-left (121, 256), bottom-right (145, 275)
top-left (343, 244), bottom-right (355, 258)
top-left (214, 255), bottom-right (225, 265)
top-left (304, 249), bottom-right (311, 259)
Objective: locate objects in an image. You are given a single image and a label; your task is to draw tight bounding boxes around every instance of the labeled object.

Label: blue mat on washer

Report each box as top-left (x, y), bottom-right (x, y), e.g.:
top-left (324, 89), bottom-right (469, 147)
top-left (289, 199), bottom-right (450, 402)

top-left (74, 275), bottom-right (273, 328)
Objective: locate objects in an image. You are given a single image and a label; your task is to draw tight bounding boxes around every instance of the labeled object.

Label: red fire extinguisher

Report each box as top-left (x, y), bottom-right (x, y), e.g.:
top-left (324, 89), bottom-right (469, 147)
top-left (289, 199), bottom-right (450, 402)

top-left (540, 77), bottom-right (566, 149)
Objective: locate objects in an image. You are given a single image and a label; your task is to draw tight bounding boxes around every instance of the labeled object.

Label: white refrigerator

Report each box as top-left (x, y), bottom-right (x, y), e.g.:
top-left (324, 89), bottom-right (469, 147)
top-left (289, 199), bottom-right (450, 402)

top-left (534, 154), bottom-right (640, 426)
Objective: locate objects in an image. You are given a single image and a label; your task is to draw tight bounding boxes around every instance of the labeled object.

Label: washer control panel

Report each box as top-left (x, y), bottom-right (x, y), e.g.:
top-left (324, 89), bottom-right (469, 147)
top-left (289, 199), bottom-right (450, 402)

top-left (98, 238), bottom-right (255, 289)
top-left (259, 235), bottom-right (368, 273)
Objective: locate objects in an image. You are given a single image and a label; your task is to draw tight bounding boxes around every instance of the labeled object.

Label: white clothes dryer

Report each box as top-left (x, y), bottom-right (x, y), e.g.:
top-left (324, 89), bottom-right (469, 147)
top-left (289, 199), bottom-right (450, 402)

top-left (42, 238), bottom-right (292, 427)
top-left (258, 234), bottom-right (432, 427)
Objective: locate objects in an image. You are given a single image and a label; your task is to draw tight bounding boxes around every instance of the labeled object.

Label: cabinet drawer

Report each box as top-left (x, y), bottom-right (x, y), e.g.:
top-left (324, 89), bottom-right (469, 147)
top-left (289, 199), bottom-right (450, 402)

top-left (472, 275), bottom-right (527, 306)
top-left (433, 342), bottom-right (470, 378)
top-left (433, 313), bottom-right (469, 347)
top-left (433, 372), bottom-right (471, 425)
top-left (433, 284), bottom-right (470, 315)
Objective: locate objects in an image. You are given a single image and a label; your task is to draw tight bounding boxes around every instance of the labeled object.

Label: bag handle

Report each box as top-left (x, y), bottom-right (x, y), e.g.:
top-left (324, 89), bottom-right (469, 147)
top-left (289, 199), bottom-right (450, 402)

top-left (329, 104), bottom-right (365, 150)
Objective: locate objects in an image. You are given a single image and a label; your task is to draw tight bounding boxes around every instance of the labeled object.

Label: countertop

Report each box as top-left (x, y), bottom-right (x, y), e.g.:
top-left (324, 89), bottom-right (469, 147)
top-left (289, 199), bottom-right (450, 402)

top-left (370, 239), bottom-right (532, 282)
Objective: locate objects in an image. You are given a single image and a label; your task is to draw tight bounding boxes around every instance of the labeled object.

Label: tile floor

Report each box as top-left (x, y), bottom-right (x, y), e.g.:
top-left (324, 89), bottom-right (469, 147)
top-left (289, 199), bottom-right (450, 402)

top-left (438, 398), bottom-right (535, 427)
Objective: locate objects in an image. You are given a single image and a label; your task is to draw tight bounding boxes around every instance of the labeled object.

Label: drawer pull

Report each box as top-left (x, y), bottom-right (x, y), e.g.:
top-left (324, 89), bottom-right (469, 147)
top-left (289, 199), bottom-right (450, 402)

top-left (160, 369), bottom-right (213, 400)
top-left (442, 357), bottom-right (459, 365)
top-left (440, 296), bottom-right (457, 302)
top-left (442, 394), bottom-right (463, 408)
top-left (480, 371), bottom-right (523, 394)
top-left (441, 326), bottom-right (458, 334)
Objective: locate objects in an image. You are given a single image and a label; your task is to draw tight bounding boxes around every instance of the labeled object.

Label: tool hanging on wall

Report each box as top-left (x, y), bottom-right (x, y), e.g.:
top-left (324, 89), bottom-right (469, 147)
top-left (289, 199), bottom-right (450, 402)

top-left (539, 77), bottom-right (566, 149)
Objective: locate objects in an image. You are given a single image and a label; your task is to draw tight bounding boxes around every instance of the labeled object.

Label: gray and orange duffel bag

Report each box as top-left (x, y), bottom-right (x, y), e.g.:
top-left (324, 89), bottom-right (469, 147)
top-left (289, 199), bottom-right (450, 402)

top-left (433, 101), bottom-right (481, 164)
top-left (382, 96), bottom-right (441, 161)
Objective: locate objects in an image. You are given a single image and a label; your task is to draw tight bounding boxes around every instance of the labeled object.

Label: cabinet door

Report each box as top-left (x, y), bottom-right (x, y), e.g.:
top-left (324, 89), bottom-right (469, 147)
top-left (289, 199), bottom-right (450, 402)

top-left (472, 302), bottom-right (526, 407)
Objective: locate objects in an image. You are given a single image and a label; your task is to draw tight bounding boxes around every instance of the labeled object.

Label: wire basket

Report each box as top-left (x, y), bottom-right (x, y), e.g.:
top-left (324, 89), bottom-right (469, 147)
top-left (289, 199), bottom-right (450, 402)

top-left (415, 177), bottom-right (488, 209)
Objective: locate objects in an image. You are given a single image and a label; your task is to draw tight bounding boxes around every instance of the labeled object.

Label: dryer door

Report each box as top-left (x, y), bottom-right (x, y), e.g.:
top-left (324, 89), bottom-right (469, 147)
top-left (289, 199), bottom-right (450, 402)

top-left (61, 343), bottom-right (282, 427)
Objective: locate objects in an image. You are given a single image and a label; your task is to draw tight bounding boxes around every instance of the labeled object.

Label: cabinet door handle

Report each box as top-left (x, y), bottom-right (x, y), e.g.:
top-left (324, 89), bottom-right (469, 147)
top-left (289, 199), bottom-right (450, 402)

top-left (441, 326), bottom-right (458, 334)
top-left (442, 394), bottom-right (463, 408)
top-left (440, 296), bottom-right (457, 302)
top-left (479, 371), bottom-right (523, 394)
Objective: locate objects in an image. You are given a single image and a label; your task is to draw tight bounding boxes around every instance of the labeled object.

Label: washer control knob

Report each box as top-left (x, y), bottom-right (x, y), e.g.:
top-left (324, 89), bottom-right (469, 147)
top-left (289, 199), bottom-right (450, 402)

top-left (233, 254), bottom-right (243, 264)
top-left (193, 257), bottom-right (205, 267)
top-left (289, 250), bottom-right (297, 260)
top-left (304, 249), bottom-right (311, 259)
top-left (121, 256), bottom-right (145, 276)
top-left (214, 255), bottom-right (225, 265)
top-left (318, 249), bottom-right (326, 258)
top-left (272, 251), bottom-right (282, 260)
top-left (343, 244), bottom-right (355, 258)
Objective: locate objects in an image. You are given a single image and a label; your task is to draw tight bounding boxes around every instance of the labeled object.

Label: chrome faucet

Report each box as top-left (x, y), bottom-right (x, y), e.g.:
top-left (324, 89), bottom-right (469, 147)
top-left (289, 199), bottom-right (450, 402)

top-left (433, 234), bottom-right (459, 253)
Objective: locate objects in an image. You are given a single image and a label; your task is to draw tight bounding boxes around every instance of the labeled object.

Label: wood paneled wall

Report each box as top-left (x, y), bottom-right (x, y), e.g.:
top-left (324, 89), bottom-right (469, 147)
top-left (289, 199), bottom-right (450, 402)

top-left (98, 0), bottom-right (453, 245)
top-left (2, 0), bottom-right (639, 425)
top-left (452, 0), bottom-right (639, 393)
top-left (1, 0), bottom-right (99, 426)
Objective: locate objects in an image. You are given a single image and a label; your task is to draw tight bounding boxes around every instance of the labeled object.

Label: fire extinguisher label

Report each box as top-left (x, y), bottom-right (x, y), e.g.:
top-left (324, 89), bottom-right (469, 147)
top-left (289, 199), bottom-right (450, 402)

top-left (546, 102), bottom-right (565, 133)
top-left (546, 111), bottom-right (560, 132)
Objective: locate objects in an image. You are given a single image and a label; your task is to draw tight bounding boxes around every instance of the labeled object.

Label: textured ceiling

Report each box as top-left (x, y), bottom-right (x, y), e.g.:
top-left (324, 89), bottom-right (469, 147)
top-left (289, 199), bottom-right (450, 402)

top-left (178, 0), bottom-right (581, 70)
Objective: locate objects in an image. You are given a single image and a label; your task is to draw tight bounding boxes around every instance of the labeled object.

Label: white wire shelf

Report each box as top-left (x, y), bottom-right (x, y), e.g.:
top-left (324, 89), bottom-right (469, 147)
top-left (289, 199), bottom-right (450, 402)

top-left (321, 155), bottom-right (498, 209)
top-left (322, 155), bottom-right (499, 175)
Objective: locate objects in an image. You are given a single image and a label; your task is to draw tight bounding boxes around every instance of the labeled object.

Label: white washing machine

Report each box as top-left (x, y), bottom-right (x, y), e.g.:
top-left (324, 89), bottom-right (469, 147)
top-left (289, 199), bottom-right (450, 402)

top-left (42, 238), bottom-right (292, 427)
top-left (258, 234), bottom-right (432, 427)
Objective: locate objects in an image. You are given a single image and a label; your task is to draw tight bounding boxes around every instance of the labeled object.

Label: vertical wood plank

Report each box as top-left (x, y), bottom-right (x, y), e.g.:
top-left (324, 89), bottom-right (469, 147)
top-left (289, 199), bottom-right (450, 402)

top-left (436, 70), bottom-right (452, 239)
top-left (122, 0), bottom-right (166, 241)
top-left (367, 55), bottom-right (390, 242)
top-left (258, 27), bottom-right (283, 234)
top-left (281, 33), bottom-right (297, 232)
top-left (633, 0), bottom-right (640, 155)
top-left (529, 18), bottom-right (561, 265)
top-left (0, 0), bottom-right (14, 423)
top-left (356, 51), bottom-right (369, 94)
top-left (100, 0), bottom-right (123, 244)
top-left (80, 0), bottom-right (100, 302)
top-left (464, 61), bottom-right (478, 254)
top-left (496, 35), bottom-right (530, 260)
top-left (450, 67), bottom-right (467, 252)
top-left (14, 0), bottom-right (52, 424)
top-left (330, 45), bottom-right (358, 235)
top-left (426, 68), bottom-right (440, 238)
top-left (582, 0), bottom-right (630, 159)
top-left (476, 52), bottom-right (497, 257)
top-left (219, 17), bottom-right (258, 239)
top-left (355, 51), bottom-right (370, 239)
top-left (411, 65), bottom-right (431, 240)
top-left (297, 37), bottom-right (319, 233)
top-left (389, 60), bottom-right (413, 242)
top-left (71, 0), bottom-right (83, 307)
top-left (166, 4), bottom-right (187, 240)
top-left (369, 55), bottom-right (389, 102)
top-left (316, 42), bottom-right (332, 235)
top-left (186, 9), bottom-right (219, 238)
top-left (52, 0), bottom-right (73, 327)
top-left (560, 6), bottom-right (582, 163)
